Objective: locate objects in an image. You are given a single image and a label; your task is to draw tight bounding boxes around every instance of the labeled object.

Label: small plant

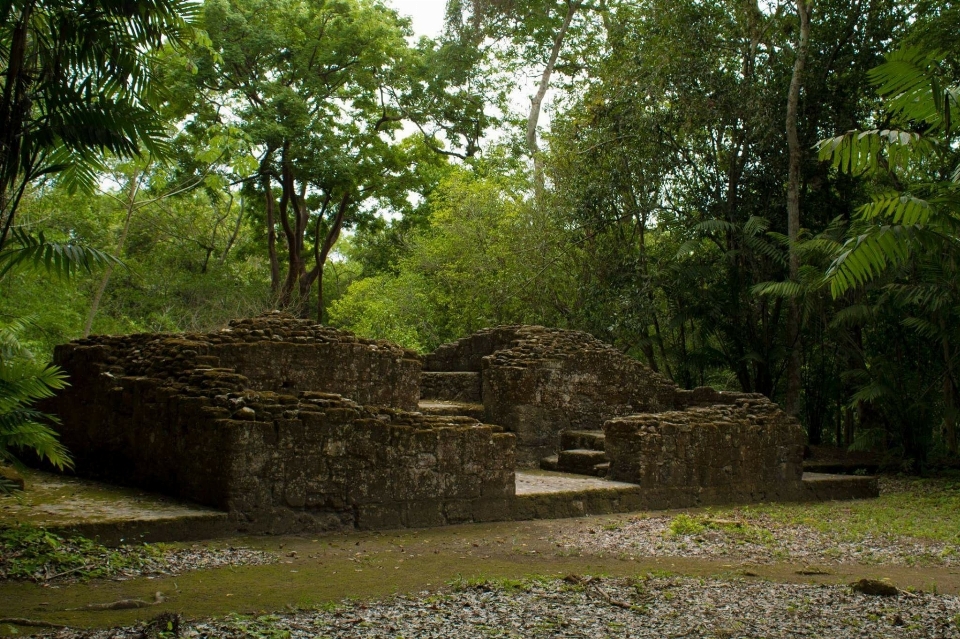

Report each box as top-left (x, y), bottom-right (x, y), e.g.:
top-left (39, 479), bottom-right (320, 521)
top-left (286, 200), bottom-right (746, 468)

top-left (668, 514), bottom-right (706, 536)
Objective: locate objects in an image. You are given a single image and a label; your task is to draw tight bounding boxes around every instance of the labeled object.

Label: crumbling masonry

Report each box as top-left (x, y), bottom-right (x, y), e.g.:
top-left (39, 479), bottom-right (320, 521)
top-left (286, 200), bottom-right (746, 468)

top-left (44, 315), bottom-right (874, 534)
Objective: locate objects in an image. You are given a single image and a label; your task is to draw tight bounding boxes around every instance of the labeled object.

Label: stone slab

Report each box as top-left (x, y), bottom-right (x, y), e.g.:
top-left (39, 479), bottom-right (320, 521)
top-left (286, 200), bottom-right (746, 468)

top-left (512, 470), bottom-right (646, 520)
top-left (417, 400), bottom-right (486, 421)
top-left (0, 469), bottom-right (230, 545)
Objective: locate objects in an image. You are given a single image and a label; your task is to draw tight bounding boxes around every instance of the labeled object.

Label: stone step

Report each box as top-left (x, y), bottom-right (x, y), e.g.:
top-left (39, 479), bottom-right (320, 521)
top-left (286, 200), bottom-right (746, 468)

top-left (592, 462), bottom-right (610, 478)
top-left (560, 429), bottom-right (606, 452)
top-left (540, 454), bottom-right (559, 471)
top-left (557, 449), bottom-right (609, 476)
top-left (417, 400), bottom-right (485, 421)
top-left (420, 371), bottom-right (482, 402)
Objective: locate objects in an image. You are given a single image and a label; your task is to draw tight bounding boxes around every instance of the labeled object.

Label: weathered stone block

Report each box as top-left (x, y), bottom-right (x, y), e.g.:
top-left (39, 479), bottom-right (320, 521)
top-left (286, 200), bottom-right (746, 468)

top-left (604, 400), bottom-right (805, 507)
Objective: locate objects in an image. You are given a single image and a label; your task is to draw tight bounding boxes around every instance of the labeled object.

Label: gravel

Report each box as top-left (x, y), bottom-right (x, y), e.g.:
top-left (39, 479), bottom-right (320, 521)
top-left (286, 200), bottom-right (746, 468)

top-left (26, 576), bottom-right (960, 638)
top-left (108, 545), bottom-right (278, 581)
top-left (551, 513), bottom-right (959, 567)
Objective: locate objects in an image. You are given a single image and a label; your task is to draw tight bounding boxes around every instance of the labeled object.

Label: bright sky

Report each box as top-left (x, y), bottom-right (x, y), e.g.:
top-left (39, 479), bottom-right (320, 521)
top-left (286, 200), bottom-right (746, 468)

top-left (387, 0), bottom-right (447, 38)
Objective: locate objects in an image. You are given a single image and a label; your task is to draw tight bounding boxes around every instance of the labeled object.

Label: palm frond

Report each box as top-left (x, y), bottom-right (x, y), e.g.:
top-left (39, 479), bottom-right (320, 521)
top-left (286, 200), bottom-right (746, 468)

top-left (870, 46), bottom-right (955, 130)
top-left (0, 228), bottom-right (125, 279)
top-left (827, 226), bottom-right (914, 297)
top-left (830, 304), bottom-right (876, 329)
top-left (751, 280), bottom-right (806, 299)
top-left (858, 192), bottom-right (934, 225)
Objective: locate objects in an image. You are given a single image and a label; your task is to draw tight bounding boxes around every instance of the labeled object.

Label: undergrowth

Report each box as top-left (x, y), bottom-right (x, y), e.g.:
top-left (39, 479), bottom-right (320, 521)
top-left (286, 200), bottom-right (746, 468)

top-left (0, 524), bottom-right (165, 582)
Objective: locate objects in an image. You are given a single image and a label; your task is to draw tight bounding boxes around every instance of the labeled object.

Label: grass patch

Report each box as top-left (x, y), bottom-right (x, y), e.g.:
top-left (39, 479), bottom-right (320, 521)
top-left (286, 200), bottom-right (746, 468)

top-left (0, 524), bottom-right (165, 582)
top-left (450, 574), bottom-right (532, 593)
top-left (731, 474), bottom-right (960, 544)
top-left (668, 514), bottom-right (774, 545)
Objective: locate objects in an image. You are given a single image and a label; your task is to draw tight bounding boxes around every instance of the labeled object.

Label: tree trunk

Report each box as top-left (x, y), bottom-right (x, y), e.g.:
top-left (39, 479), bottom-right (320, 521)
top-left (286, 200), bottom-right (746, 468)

top-left (219, 192), bottom-right (244, 266)
top-left (262, 173), bottom-right (281, 293)
top-left (528, 0), bottom-right (578, 195)
top-left (314, 194), bottom-right (350, 323)
top-left (784, 0), bottom-right (811, 416)
top-left (276, 144), bottom-right (303, 310)
top-left (0, 3), bottom-right (33, 250)
top-left (84, 171), bottom-right (143, 336)
top-left (941, 322), bottom-right (958, 455)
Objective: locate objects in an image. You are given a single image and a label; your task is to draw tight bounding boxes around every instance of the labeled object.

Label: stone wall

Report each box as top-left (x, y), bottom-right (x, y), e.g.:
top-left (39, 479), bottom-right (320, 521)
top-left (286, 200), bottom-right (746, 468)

top-left (423, 326), bottom-right (529, 372)
top-left (671, 386), bottom-right (770, 409)
top-left (603, 399), bottom-right (805, 508)
top-left (420, 372), bottom-right (482, 402)
top-left (478, 327), bottom-right (678, 465)
top-left (44, 314), bottom-right (514, 532)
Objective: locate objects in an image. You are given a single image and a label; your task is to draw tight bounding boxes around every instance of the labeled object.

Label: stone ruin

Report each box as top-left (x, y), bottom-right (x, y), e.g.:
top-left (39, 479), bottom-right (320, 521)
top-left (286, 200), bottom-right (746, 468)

top-left (45, 314), bottom-right (513, 533)
top-left (43, 315), bottom-right (872, 534)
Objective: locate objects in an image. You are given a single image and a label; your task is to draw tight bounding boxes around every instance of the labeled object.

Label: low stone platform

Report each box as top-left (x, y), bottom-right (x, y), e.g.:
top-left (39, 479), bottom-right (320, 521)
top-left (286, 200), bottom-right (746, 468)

top-left (1, 469), bottom-right (878, 545)
top-left (801, 472), bottom-right (879, 502)
top-left (513, 470), bottom-right (879, 521)
top-left (0, 469), bottom-right (230, 545)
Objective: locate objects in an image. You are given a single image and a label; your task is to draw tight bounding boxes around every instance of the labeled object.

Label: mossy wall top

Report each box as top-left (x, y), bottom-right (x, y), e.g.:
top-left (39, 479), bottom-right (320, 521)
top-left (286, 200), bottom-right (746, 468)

top-left (54, 312), bottom-right (422, 411)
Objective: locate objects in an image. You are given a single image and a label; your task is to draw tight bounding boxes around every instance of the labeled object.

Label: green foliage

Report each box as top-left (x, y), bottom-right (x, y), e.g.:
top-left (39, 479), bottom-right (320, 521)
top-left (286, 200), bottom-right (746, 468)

top-left (330, 164), bottom-right (577, 351)
top-left (0, 0), bottom-right (200, 246)
top-left (819, 45), bottom-right (960, 298)
top-left (0, 318), bottom-right (71, 479)
top-left (667, 514), bottom-right (706, 537)
top-left (0, 524), bottom-right (164, 582)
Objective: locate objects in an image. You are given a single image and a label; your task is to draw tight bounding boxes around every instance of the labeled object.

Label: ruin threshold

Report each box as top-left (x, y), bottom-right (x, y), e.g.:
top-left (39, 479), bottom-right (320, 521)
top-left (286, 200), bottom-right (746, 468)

top-left (39, 314), bottom-right (878, 536)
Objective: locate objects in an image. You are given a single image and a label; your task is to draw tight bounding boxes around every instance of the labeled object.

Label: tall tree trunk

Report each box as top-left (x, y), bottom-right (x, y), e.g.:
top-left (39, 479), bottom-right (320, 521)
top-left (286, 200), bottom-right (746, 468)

top-left (277, 143), bottom-right (302, 309)
top-left (219, 192), bottom-right (244, 266)
top-left (84, 171), bottom-right (143, 336)
top-left (261, 162), bottom-right (281, 294)
top-left (784, 0), bottom-right (811, 416)
top-left (0, 3), bottom-right (33, 250)
top-left (941, 319), bottom-right (958, 455)
top-left (528, 0), bottom-right (578, 195)
top-left (314, 194), bottom-right (350, 323)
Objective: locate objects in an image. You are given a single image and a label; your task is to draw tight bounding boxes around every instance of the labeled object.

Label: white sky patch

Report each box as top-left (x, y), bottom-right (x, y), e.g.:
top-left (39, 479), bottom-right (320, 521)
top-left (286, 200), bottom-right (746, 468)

top-left (387, 0), bottom-right (447, 38)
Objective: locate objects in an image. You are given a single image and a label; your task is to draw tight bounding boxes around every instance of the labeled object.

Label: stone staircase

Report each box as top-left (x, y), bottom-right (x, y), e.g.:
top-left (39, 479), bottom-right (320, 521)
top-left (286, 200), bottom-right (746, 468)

top-left (541, 430), bottom-right (610, 477)
top-left (418, 371), bottom-right (486, 421)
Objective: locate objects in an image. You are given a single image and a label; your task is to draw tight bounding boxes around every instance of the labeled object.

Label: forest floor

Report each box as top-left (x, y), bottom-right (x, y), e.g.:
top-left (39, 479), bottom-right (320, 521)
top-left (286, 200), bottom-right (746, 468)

top-left (1, 475), bottom-right (959, 638)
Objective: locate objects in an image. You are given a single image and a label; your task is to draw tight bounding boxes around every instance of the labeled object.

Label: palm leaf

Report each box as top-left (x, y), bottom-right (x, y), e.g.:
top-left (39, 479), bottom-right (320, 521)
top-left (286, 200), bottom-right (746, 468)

top-left (827, 226), bottom-right (914, 297)
top-left (858, 192), bottom-right (934, 225)
top-left (0, 228), bottom-right (125, 279)
top-left (870, 46), bottom-right (953, 129)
